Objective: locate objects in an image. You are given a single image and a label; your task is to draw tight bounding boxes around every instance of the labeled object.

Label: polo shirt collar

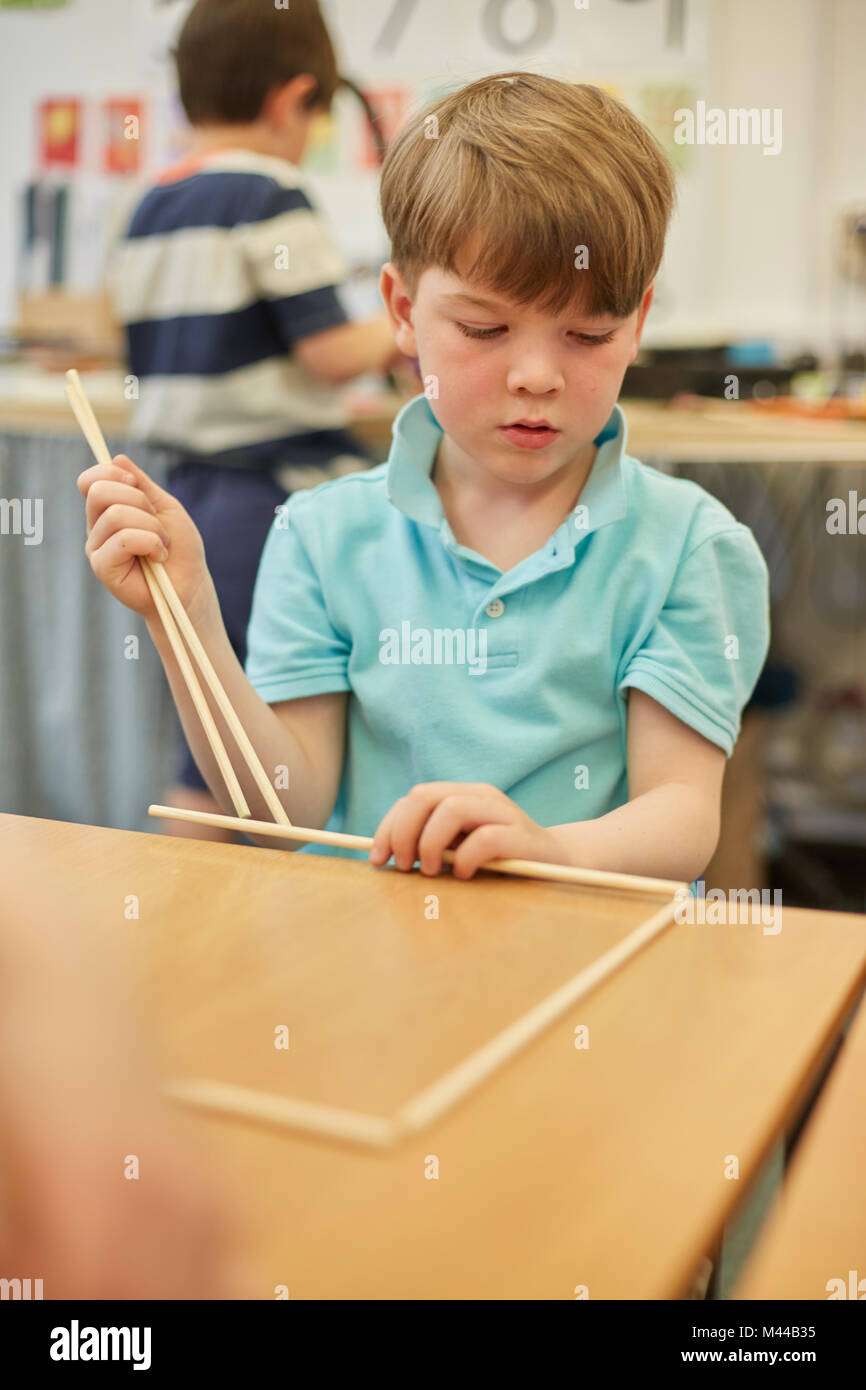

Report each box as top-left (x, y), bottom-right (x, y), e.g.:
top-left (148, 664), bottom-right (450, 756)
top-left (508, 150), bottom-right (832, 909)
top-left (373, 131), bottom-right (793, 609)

top-left (385, 393), bottom-right (628, 552)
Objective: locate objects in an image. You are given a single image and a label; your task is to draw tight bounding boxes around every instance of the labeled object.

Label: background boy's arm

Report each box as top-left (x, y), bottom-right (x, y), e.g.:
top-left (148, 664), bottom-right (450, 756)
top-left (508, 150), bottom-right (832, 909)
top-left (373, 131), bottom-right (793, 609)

top-left (147, 594), bottom-right (346, 845)
top-left (293, 308), bottom-right (403, 384)
top-left (549, 690), bottom-right (725, 884)
top-left (241, 192), bottom-right (402, 386)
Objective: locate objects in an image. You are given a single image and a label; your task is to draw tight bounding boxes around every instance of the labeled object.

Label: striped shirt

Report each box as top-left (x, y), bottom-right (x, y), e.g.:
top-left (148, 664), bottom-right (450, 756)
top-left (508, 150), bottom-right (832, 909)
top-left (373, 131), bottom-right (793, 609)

top-left (106, 149), bottom-right (368, 479)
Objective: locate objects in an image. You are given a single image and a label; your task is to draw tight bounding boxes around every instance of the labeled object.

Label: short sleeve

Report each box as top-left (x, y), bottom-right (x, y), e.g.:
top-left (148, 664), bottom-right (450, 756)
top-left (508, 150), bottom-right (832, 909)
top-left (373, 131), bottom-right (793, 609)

top-left (618, 527), bottom-right (770, 756)
top-left (242, 182), bottom-right (350, 345)
top-left (244, 494), bottom-right (351, 703)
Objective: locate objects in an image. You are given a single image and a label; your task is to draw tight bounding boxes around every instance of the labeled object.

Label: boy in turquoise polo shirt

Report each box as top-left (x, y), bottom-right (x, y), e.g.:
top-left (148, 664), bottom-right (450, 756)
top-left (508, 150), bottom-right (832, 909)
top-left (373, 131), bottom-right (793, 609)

top-left (78, 73), bottom-right (770, 888)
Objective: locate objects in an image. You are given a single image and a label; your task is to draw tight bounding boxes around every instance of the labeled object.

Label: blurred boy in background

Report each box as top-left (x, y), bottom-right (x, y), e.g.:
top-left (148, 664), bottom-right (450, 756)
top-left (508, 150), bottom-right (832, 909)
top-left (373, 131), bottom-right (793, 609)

top-left (106, 0), bottom-right (403, 841)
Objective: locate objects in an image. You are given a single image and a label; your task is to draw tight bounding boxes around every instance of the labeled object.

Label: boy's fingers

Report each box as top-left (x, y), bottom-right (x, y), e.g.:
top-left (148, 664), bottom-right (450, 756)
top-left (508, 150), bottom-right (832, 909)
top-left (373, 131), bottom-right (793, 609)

top-left (369, 802), bottom-right (399, 865)
top-left (371, 784), bottom-right (489, 870)
top-left (416, 797), bottom-right (500, 875)
top-left (91, 529), bottom-right (169, 578)
top-left (449, 822), bottom-right (520, 880)
top-left (85, 482), bottom-right (159, 534)
top-left (76, 460), bottom-right (136, 498)
top-left (389, 783), bottom-right (473, 869)
top-left (375, 783), bottom-right (511, 867)
top-left (111, 453), bottom-right (174, 512)
top-left (77, 455), bottom-right (169, 513)
top-left (85, 505), bottom-right (168, 558)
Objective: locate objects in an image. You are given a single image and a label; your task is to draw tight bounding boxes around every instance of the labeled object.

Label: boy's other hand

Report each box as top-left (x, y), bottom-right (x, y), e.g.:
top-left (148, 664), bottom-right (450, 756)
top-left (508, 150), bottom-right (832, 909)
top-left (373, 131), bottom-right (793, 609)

top-left (369, 781), bottom-right (568, 879)
top-left (77, 454), bottom-right (216, 625)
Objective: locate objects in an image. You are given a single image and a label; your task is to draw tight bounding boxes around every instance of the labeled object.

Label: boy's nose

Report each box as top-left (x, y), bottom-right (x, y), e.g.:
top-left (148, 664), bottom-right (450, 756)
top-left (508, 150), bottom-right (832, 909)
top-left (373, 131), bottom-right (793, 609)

top-left (505, 357), bottom-right (565, 396)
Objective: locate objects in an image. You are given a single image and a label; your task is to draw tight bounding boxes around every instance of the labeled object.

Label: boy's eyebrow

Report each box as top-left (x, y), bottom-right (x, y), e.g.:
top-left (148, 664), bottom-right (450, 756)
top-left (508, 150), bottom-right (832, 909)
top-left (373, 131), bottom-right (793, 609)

top-left (440, 290), bottom-right (618, 324)
top-left (440, 291), bottom-right (506, 311)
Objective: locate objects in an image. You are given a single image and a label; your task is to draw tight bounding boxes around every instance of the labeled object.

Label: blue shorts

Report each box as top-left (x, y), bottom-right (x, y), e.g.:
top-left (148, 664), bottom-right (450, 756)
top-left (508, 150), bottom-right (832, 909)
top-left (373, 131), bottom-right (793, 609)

top-left (165, 461), bottom-right (297, 792)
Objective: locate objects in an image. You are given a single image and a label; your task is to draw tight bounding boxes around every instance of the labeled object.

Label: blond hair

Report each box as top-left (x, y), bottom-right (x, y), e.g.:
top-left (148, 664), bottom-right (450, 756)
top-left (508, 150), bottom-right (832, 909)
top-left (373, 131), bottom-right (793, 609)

top-left (379, 72), bottom-right (676, 319)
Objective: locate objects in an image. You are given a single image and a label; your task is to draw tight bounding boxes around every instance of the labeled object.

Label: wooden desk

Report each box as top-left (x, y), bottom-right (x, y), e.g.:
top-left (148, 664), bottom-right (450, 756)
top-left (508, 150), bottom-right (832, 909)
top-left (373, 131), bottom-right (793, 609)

top-left (3, 811), bottom-right (866, 1299)
top-left (734, 988), bottom-right (866, 1300)
top-left (623, 398), bottom-right (866, 466)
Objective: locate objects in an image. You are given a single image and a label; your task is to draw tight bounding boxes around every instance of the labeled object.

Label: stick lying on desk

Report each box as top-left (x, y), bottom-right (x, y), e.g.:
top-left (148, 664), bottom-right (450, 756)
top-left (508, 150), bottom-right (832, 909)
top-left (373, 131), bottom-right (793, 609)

top-left (148, 802), bottom-right (689, 897)
top-left (165, 895), bottom-right (680, 1148)
top-left (164, 1079), bottom-right (398, 1149)
top-left (65, 369), bottom-right (292, 828)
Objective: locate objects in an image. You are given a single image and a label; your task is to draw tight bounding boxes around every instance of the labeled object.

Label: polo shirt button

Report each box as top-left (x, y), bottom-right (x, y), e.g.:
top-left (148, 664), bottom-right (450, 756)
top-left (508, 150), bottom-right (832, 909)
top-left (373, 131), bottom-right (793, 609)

top-left (485, 598), bottom-right (505, 618)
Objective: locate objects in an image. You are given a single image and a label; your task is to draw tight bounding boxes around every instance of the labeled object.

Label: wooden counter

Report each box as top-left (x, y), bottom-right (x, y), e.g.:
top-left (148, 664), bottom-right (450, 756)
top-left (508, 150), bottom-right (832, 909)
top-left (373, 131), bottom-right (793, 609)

top-left (1, 369), bottom-right (865, 465)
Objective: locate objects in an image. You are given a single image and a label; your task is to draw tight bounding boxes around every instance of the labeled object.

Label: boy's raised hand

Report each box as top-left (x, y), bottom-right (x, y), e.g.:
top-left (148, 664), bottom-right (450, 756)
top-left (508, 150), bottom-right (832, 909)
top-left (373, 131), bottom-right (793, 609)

top-left (369, 781), bottom-right (569, 879)
top-left (77, 454), bottom-right (215, 624)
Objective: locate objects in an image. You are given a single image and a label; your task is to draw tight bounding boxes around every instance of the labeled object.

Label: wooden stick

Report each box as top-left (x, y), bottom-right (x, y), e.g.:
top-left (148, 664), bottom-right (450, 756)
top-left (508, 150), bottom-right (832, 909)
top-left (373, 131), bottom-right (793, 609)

top-left (142, 565), bottom-right (253, 818)
top-left (64, 370), bottom-right (253, 819)
top-left (143, 556), bottom-right (292, 827)
top-left (164, 1078), bottom-right (399, 1149)
top-left (147, 802), bottom-right (689, 898)
top-left (65, 369), bottom-right (294, 826)
top-left (394, 898), bottom-right (678, 1135)
top-left (164, 897), bottom-right (679, 1148)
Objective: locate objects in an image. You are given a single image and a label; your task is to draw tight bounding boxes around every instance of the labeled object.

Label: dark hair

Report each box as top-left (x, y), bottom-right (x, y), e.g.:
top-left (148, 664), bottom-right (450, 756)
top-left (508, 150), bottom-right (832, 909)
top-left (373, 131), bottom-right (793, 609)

top-left (175, 0), bottom-right (341, 126)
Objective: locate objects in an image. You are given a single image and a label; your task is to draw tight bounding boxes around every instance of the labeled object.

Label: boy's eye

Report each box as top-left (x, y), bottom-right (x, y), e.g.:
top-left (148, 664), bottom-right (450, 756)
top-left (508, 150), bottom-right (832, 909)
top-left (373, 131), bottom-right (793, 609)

top-left (455, 323), bottom-right (616, 345)
top-left (456, 322), bottom-right (504, 339)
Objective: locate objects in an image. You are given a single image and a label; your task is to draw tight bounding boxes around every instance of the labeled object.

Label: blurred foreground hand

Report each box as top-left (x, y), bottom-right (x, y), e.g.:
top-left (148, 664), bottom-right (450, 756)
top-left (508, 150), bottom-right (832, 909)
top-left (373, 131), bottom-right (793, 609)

top-left (0, 877), bottom-right (252, 1299)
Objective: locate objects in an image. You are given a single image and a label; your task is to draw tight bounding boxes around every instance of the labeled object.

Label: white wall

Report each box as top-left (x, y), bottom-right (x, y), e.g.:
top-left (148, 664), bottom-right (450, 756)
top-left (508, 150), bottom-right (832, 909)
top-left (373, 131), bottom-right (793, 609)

top-left (701, 0), bottom-right (866, 356)
top-left (0, 0), bottom-right (863, 360)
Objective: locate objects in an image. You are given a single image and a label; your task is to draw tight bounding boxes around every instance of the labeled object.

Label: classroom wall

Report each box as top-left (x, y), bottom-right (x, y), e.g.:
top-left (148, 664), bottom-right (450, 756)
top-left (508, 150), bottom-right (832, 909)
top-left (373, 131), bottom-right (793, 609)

top-left (0, 0), bottom-right (863, 359)
top-left (703, 0), bottom-right (866, 356)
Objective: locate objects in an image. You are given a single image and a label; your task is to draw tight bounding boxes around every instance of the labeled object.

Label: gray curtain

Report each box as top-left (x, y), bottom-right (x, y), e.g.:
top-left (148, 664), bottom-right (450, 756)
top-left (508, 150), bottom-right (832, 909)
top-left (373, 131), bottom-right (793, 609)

top-left (0, 430), bottom-right (181, 832)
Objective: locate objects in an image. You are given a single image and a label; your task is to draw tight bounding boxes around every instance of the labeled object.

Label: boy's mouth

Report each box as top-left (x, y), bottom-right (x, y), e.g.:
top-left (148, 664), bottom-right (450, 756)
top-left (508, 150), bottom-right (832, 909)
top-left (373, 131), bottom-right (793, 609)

top-left (498, 420), bottom-right (561, 450)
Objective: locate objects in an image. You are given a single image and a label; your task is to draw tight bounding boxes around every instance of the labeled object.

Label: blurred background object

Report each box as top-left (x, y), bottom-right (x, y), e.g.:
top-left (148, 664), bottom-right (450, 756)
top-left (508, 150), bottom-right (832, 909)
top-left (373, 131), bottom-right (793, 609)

top-left (0, 862), bottom-right (248, 1300)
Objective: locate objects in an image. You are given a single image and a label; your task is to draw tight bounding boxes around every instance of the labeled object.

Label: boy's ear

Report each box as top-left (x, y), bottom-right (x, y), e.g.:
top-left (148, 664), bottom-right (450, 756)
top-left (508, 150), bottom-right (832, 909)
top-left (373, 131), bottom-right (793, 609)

top-left (266, 74), bottom-right (319, 123)
top-left (379, 262), bottom-right (418, 357)
top-left (628, 283), bottom-right (655, 364)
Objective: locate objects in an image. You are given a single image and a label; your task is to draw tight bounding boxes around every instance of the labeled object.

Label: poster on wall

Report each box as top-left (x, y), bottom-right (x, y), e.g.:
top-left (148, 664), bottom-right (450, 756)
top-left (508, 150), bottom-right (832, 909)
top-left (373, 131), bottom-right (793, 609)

top-left (38, 98), bottom-right (80, 169)
top-left (102, 98), bottom-right (145, 175)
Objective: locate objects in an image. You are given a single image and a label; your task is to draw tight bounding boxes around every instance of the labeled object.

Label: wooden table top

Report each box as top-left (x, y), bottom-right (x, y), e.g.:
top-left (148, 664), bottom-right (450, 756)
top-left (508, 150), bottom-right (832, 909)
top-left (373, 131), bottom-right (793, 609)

top-left (3, 811), bottom-right (866, 1298)
top-left (734, 984), bottom-right (866, 1300)
top-left (622, 398), bottom-right (866, 466)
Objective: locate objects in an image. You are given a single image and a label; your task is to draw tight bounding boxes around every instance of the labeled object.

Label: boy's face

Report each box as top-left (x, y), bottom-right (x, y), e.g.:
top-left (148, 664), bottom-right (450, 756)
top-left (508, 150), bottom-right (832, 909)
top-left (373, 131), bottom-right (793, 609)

top-left (381, 249), bottom-right (653, 488)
